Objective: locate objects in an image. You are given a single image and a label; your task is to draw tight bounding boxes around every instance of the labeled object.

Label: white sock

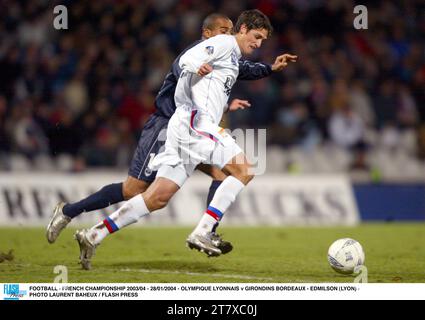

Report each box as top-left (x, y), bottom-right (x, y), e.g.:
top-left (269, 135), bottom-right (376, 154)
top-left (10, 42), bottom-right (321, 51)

top-left (192, 176), bottom-right (245, 235)
top-left (86, 194), bottom-right (150, 245)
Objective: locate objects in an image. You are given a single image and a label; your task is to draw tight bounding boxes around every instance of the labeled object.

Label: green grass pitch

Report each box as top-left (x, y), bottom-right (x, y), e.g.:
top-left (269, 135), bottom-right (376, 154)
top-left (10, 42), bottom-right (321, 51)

top-left (1, 223), bottom-right (424, 283)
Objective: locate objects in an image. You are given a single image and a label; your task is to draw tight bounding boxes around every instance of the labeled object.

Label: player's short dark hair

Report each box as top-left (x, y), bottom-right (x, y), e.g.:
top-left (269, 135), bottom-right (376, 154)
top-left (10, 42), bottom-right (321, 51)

top-left (234, 9), bottom-right (273, 36)
top-left (202, 13), bottom-right (231, 30)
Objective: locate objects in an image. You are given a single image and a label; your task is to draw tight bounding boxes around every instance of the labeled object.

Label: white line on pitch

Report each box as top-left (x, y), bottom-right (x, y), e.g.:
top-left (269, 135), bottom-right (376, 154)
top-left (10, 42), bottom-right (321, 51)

top-left (119, 268), bottom-right (275, 281)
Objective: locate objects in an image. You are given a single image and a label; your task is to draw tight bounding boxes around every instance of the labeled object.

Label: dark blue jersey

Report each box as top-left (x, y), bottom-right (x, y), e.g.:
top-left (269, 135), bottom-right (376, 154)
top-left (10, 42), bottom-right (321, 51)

top-left (154, 40), bottom-right (273, 119)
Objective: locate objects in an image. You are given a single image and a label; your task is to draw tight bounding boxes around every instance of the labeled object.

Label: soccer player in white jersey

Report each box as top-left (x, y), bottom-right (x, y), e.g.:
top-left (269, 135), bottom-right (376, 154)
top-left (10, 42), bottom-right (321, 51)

top-left (74, 10), bottom-right (289, 270)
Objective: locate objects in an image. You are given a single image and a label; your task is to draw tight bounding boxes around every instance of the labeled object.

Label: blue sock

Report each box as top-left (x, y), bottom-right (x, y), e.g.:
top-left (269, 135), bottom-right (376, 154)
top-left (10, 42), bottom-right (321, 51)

top-left (207, 180), bottom-right (222, 233)
top-left (63, 183), bottom-right (124, 219)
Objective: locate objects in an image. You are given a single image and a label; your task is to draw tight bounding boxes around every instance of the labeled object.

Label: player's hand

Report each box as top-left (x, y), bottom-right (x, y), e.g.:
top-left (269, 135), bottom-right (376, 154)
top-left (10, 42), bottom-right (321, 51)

top-left (228, 99), bottom-right (251, 112)
top-left (271, 54), bottom-right (298, 72)
top-left (197, 63), bottom-right (213, 76)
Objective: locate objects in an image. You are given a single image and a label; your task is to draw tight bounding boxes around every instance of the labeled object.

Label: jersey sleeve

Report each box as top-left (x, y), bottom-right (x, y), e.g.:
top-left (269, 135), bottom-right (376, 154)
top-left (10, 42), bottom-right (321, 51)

top-left (237, 59), bottom-right (273, 80)
top-left (179, 36), bottom-right (233, 74)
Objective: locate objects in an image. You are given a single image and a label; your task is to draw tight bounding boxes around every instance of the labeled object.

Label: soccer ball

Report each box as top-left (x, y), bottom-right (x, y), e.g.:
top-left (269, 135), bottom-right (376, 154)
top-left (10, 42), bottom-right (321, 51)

top-left (327, 238), bottom-right (365, 275)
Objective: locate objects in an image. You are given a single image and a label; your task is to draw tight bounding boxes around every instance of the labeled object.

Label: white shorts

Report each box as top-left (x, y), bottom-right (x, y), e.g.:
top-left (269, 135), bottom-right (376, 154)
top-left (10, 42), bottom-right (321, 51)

top-left (149, 108), bottom-right (242, 187)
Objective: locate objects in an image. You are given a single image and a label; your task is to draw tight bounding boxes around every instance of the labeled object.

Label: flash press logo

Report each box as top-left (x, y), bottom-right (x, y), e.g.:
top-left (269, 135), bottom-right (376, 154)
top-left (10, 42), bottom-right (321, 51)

top-left (3, 284), bottom-right (27, 300)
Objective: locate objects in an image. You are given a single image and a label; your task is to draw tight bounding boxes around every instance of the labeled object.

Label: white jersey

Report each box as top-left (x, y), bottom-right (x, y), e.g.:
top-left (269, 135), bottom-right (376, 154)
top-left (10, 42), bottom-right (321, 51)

top-left (175, 34), bottom-right (241, 125)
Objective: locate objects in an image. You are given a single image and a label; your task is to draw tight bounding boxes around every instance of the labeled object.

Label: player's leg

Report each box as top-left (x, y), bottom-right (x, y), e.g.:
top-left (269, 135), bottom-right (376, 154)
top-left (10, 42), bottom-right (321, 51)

top-left (61, 175), bottom-right (150, 220)
top-left (187, 128), bottom-right (254, 256)
top-left (80, 161), bottom-right (190, 243)
top-left (63, 183), bottom-right (125, 219)
top-left (82, 177), bottom-right (180, 242)
top-left (196, 164), bottom-right (233, 253)
top-left (192, 152), bottom-right (253, 234)
top-left (196, 164), bottom-right (227, 206)
top-left (75, 164), bottom-right (189, 270)
top-left (46, 114), bottom-right (167, 243)
top-left (75, 177), bottom-right (179, 270)
top-left (188, 152), bottom-right (254, 256)
top-left (46, 182), bottom-right (126, 244)
top-left (46, 178), bottom-right (150, 244)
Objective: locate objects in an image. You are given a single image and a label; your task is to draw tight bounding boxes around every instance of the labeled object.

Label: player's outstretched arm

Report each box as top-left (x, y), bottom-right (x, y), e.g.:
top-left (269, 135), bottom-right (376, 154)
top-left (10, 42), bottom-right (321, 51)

top-left (237, 53), bottom-right (297, 80)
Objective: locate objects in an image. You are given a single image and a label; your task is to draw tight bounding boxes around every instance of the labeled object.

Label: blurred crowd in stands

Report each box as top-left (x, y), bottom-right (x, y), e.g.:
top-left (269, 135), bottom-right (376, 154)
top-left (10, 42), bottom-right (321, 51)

top-left (0, 0), bottom-right (424, 177)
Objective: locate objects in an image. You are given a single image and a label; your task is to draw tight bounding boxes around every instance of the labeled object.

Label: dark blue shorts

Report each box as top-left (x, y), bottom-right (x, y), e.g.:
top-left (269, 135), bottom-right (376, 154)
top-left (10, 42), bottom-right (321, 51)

top-left (128, 113), bottom-right (169, 182)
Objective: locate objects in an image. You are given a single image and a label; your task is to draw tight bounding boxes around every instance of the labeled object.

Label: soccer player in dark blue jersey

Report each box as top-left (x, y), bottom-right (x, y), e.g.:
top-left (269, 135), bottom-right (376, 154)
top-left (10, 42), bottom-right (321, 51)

top-left (46, 13), bottom-right (297, 253)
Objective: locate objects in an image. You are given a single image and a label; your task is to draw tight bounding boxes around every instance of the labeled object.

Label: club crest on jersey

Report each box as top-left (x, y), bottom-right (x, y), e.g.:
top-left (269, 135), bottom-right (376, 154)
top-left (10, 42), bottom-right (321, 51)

top-left (205, 46), bottom-right (214, 55)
